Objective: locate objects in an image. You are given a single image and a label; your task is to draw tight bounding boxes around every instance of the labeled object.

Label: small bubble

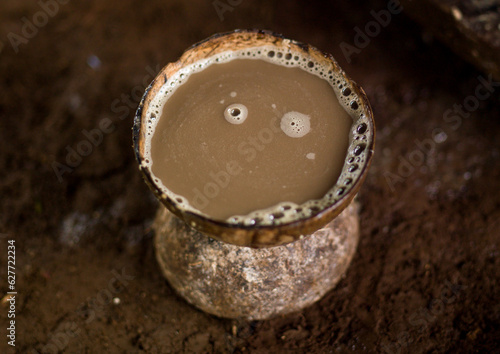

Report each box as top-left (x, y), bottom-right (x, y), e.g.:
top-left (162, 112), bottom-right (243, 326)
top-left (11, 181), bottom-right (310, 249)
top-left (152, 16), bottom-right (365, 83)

top-left (348, 164), bottom-right (358, 172)
top-left (267, 51), bottom-right (275, 58)
top-left (356, 123), bottom-right (367, 134)
top-left (175, 198), bottom-right (182, 203)
top-left (342, 87), bottom-right (352, 96)
top-left (272, 212), bottom-right (284, 219)
top-left (337, 188), bottom-right (345, 196)
top-left (350, 101), bottom-right (359, 110)
top-left (345, 178), bottom-right (353, 185)
top-left (307, 61), bottom-right (314, 68)
top-left (285, 53), bottom-right (292, 60)
top-left (280, 111), bottom-right (311, 138)
top-left (277, 52), bottom-right (283, 58)
top-left (353, 144), bottom-right (366, 156)
top-left (251, 217), bottom-right (263, 225)
top-left (348, 157), bottom-right (354, 163)
top-left (224, 103), bottom-right (248, 124)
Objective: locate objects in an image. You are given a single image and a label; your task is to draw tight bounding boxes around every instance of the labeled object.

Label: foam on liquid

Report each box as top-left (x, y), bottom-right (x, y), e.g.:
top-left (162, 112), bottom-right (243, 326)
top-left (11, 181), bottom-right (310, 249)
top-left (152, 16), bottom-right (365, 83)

top-left (280, 111), bottom-right (311, 138)
top-left (224, 103), bottom-right (248, 124)
top-left (142, 46), bottom-right (371, 226)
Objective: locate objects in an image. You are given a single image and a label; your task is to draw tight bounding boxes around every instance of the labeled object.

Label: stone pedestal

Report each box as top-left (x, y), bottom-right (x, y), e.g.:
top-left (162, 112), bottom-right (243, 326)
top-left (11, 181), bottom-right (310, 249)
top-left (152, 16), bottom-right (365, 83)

top-left (154, 201), bottom-right (359, 320)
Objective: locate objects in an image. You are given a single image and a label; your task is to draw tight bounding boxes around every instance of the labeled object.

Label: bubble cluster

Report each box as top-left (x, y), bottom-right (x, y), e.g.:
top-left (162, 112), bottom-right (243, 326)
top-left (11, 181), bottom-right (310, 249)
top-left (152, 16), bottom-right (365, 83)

top-left (224, 103), bottom-right (248, 124)
top-left (280, 111), bottom-right (311, 138)
top-left (141, 44), bottom-right (373, 227)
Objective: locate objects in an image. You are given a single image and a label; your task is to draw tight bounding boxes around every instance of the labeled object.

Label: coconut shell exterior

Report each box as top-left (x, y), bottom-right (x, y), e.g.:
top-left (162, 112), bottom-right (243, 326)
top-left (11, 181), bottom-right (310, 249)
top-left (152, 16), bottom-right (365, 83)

top-left (154, 201), bottom-right (359, 320)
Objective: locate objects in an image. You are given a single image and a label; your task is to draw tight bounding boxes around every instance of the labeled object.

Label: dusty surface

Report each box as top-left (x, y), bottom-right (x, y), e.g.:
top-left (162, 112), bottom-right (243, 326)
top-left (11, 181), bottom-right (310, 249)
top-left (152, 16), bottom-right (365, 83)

top-left (0, 0), bottom-right (499, 353)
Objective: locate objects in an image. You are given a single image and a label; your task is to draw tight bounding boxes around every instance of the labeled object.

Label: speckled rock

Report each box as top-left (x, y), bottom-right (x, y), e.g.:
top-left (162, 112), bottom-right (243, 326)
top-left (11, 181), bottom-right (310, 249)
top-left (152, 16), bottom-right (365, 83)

top-left (154, 201), bottom-right (360, 320)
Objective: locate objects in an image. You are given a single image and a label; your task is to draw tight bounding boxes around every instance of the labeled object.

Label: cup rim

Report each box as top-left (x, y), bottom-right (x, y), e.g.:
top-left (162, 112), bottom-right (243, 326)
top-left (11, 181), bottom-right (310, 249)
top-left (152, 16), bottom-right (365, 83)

top-left (133, 29), bottom-right (375, 248)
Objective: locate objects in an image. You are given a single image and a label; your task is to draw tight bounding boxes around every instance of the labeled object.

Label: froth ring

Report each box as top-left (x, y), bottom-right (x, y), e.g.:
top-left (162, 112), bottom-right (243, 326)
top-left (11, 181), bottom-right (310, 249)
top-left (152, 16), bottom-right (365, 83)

top-left (224, 103), bottom-right (248, 124)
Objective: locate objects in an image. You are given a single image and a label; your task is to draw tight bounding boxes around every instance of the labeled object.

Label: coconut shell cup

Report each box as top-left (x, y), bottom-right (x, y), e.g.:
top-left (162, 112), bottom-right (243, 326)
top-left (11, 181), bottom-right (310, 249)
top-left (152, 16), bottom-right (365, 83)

top-left (133, 29), bottom-right (375, 248)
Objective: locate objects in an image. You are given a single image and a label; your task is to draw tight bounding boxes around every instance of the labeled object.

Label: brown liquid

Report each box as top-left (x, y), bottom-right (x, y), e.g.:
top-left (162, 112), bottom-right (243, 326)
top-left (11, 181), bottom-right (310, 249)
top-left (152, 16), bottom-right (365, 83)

top-left (151, 58), bottom-right (351, 220)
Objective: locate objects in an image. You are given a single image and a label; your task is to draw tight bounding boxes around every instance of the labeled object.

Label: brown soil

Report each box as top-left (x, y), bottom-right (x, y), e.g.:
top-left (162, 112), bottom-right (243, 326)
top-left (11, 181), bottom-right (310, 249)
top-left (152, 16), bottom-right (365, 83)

top-left (0, 0), bottom-right (499, 353)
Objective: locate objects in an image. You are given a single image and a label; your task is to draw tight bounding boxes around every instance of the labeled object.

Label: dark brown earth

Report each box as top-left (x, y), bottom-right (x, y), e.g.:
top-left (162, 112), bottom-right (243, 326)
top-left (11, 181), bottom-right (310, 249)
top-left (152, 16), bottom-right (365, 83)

top-left (0, 0), bottom-right (499, 353)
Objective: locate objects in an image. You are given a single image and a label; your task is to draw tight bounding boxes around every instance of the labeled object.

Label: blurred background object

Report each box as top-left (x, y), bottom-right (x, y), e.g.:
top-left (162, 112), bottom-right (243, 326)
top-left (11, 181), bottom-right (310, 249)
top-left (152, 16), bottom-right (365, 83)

top-left (401, 0), bottom-right (500, 80)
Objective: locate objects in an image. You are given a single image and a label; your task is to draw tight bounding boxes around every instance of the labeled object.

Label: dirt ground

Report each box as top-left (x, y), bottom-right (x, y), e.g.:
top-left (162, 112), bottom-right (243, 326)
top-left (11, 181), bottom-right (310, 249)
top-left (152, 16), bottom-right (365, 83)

top-left (0, 0), bottom-right (499, 353)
